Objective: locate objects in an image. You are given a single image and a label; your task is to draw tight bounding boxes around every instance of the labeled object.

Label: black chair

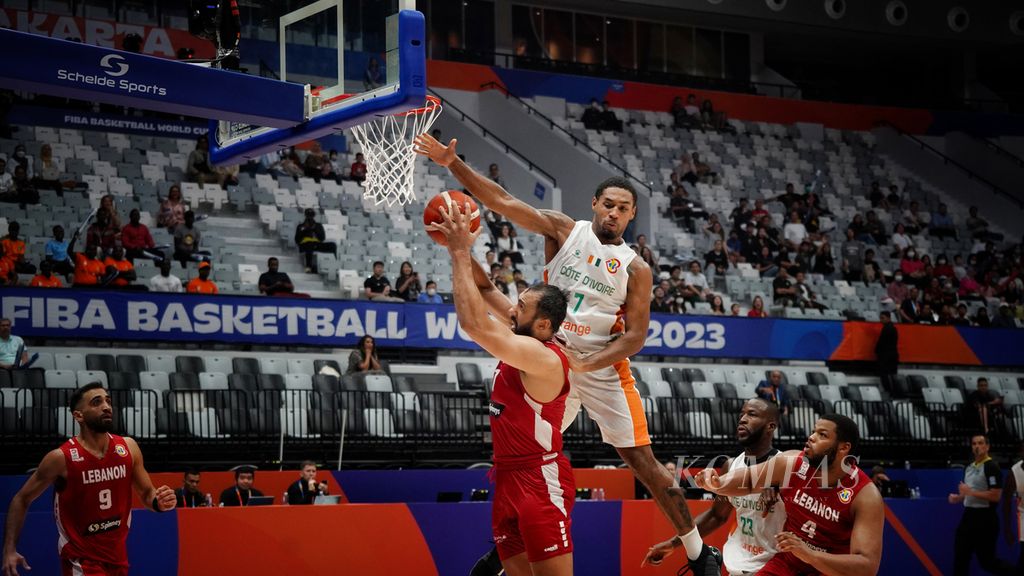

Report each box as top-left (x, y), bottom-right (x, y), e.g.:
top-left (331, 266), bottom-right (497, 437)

top-left (671, 381), bottom-right (694, 399)
top-left (312, 374), bottom-right (340, 395)
top-left (86, 354), bottom-right (116, 373)
top-left (633, 379), bottom-right (650, 397)
top-left (116, 354), bottom-right (147, 374)
top-left (714, 382), bottom-right (737, 399)
top-left (662, 368), bottom-right (685, 385)
top-left (250, 408), bottom-right (281, 435)
top-left (218, 409), bottom-right (250, 435)
top-left (232, 357), bottom-right (260, 376)
top-left (12, 369), bottom-right (45, 389)
top-left (313, 359), bottom-right (342, 375)
top-left (944, 376), bottom-right (967, 397)
top-left (257, 374), bottom-right (285, 391)
top-left (22, 406), bottom-right (57, 435)
top-left (843, 386), bottom-right (863, 402)
top-left (32, 388), bottom-right (73, 408)
top-left (1, 407), bottom-right (18, 434)
top-left (308, 409), bottom-right (340, 435)
top-left (175, 356), bottom-right (205, 376)
top-left (801, 385), bottom-right (823, 403)
top-left (393, 409), bottom-right (419, 434)
top-left (806, 372), bottom-right (829, 387)
top-left (107, 372), bottom-right (140, 391)
top-left (157, 410), bottom-right (190, 436)
top-left (630, 366), bottom-right (643, 384)
top-left (0, 369), bottom-right (11, 389)
top-left (684, 368), bottom-right (706, 383)
top-left (169, 372), bottom-right (200, 391)
top-left (228, 373), bottom-right (259, 394)
top-left (393, 375), bottom-right (417, 393)
top-left (906, 375), bottom-right (929, 397)
top-left (456, 363), bottom-right (484, 390)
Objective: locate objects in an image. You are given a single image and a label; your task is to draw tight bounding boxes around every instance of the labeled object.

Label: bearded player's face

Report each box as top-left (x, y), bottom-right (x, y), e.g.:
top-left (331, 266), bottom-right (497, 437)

top-left (76, 389), bottom-right (114, 433)
top-left (510, 289), bottom-right (541, 339)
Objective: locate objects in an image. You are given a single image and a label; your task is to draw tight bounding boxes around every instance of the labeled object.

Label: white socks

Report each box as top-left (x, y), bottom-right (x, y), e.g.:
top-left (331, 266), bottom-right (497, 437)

top-left (682, 527), bottom-right (704, 561)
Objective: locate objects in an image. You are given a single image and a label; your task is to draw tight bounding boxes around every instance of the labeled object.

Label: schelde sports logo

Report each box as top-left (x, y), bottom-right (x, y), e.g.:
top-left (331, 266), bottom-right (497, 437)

top-left (838, 488), bottom-right (853, 504)
top-left (100, 54), bottom-right (129, 77)
top-left (115, 444), bottom-right (128, 457)
top-left (55, 53), bottom-right (168, 96)
top-left (605, 258), bottom-right (621, 274)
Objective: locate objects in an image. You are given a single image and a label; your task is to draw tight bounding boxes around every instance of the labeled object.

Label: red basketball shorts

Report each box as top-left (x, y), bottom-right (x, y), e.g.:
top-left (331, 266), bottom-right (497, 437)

top-left (61, 557), bottom-right (129, 576)
top-left (492, 455), bottom-right (575, 563)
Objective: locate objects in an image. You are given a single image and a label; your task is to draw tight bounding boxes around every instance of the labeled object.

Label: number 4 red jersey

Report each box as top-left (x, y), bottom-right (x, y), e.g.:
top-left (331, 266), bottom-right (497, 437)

top-left (778, 452), bottom-right (872, 554)
top-left (55, 434), bottom-right (135, 567)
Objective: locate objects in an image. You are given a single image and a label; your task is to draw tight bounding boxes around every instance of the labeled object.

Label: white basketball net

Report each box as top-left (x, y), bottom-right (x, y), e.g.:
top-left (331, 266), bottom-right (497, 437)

top-left (352, 95), bottom-right (442, 207)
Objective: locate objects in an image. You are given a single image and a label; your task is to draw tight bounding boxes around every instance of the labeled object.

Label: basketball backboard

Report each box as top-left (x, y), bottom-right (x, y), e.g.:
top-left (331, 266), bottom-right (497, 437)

top-left (209, 0), bottom-right (425, 166)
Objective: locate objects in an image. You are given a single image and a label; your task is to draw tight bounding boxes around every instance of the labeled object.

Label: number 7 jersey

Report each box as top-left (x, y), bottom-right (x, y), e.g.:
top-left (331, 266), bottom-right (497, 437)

top-left (543, 220), bottom-right (636, 353)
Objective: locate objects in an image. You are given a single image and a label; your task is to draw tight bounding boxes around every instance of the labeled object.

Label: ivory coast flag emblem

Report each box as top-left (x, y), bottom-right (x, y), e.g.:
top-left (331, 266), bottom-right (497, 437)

top-left (586, 255), bottom-right (602, 267)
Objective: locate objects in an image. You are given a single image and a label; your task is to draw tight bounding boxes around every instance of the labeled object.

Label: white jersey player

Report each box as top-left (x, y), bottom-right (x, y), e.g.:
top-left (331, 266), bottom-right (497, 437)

top-left (415, 134), bottom-right (722, 574)
top-left (1002, 444), bottom-right (1024, 570)
top-left (688, 398), bottom-right (786, 575)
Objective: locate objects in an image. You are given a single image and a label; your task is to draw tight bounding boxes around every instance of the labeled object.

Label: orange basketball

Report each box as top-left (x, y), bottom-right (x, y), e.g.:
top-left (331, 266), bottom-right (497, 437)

top-left (423, 190), bottom-right (481, 246)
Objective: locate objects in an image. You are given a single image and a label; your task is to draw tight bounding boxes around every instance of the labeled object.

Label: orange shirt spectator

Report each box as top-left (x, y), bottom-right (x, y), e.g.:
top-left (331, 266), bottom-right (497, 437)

top-left (104, 256), bottom-right (135, 287)
top-left (30, 274), bottom-right (63, 288)
top-left (73, 252), bottom-right (105, 286)
top-left (0, 259), bottom-right (13, 285)
top-left (186, 262), bottom-right (218, 294)
top-left (1, 236), bottom-right (25, 268)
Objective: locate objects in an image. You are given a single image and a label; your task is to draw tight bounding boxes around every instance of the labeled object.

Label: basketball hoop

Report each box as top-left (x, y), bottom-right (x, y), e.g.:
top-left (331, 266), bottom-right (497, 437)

top-left (351, 95), bottom-right (442, 207)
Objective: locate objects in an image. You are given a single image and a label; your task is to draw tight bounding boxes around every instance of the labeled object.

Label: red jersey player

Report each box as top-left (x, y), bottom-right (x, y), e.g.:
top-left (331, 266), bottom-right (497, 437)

top-left (2, 382), bottom-right (176, 576)
top-left (696, 414), bottom-right (884, 575)
top-left (428, 201), bottom-right (575, 576)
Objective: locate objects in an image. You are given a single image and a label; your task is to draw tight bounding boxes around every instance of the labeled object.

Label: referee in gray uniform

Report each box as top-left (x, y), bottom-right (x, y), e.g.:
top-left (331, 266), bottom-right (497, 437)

top-left (948, 433), bottom-right (1014, 575)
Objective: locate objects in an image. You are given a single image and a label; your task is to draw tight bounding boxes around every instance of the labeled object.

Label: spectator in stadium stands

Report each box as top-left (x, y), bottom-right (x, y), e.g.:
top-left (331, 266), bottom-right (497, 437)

top-left (2, 165), bottom-right (38, 205)
top-left (929, 203), bottom-right (957, 239)
top-left (72, 246), bottom-right (105, 287)
top-left (363, 57), bottom-right (382, 90)
top-left (900, 248), bottom-right (927, 288)
top-left (992, 304), bottom-right (1016, 329)
top-left (348, 335), bottom-right (383, 374)
top-left (886, 184), bottom-right (902, 208)
top-left (287, 461), bottom-right (330, 505)
top-left (0, 250), bottom-right (12, 286)
top-left (875, 311), bottom-right (899, 393)
top-left (157, 185), bottom-right (186, 231)
top-left (0, 318), bottom-right (28, 369)
top-left (100, 194), bottom-right (123, 231)
top-left (175, 470), bottom-right (208, 508)
top-left (186, 261), bottom-right (218, 294)
top-left (671, 95), bottom-right (700, 129)
top-left (918, 302), bottom-right (938, 324)
top-left (974, 307), bottom-right (992, 328)
top-left (30, 260), bottom-right (63, 288)
top-left (85, 208), bottom-right (118, 256)
top-left (599, 101), bottom-right (622, 132)
top-left (121, 209), bottom-right (162, 263)
top-left (813, 240), bottom-right (836, 278)
top-left (890, 223), bottom-right (913, 258)
top-left (668, 184), bottom-right (697, 231)
top-left (752, 245), bottom-right (778, 278)
top-left (951, 303), bottom-right (972, 326)
top-left (772, 265), bottom-right (797, 308)
top-left (350, 152), bottom-right (367, 183)
top-left (487, 163), bottom-right (506, 189)
top-left (681, 260), bottom-right (712, 306)
top-left (949, 434), bottom-right (1016, 576)
top-left (393, 261), bottom-right (421, 302)
top-left (294, 208), bottom-right (335, 273)
top-left (705, 239), bottom-right (729, 276)
top-left (187, 135), bottom-right (219, 185)
top-left (958, 269), bottom-right (983, 301)
top-left (32, 144), bottom-right (63, 193)
top-left (699, 98), bottom-right (725, 131)
top-left (933, 253), bottom-right (955, 281)
top-left (7, 144), bottom-right (29, 176)
top-left (709, 294), bottom-right (726, 315)
top-left (258, 257), bottom-right (294, 297)
top-left (149, 260), bottom-right (184, 293)
top-left (325, 149), bottom-right (343, 181)
top-left (173, 211), bottom-right (205, 267)
top-left (650, 284), bottom-right (675, 314)
top-left (104, 247), bottom-right (137, 288)
top-left (581, 98), bottom-right (602, 130)
top-left (730, 198), bottom-right (751, 230)
top-left (674, 152), bottom-right (699, 186)
top-left (417, 280), bottom-right (443, 304)
top-left (2, 222), bottom-right (35, 275)
top-left (219, 466), bottom-right (264, 507)
top-left (903, 200), bottom-right (925, 235)
top-left (691, 151), bottom-right (714, 183)
top-left (703, 219), bottom-right (725, 243)
top-left (774, 182), bottom-right (804, 212)
top-left (364, 261), bottom-right (402, 302)
top-left (899, 287), bottom-right (921, 323)
top-left (887, 270), bottom-right (909, 304)
top-left (0, 159), bottom-right (11, 194)
top-left (303, 142), bottom-right (328, 180)
top-left (748, 295), bottom-right (768, 318)
top-left (793, 240), bottom-right (816, 273)
top-left (729, 303), bottom-right (741, 316)
top-left (495, 255), bottom-right (516, 286)
top-left (868, 181), bottom-right (885, 208)
top-left (755, 371), bottom-right (790, 416)
top-left (493, 223), bottom-right (523, 264)
top-left (864, 210), bottom-right (887, 245)
top-left (794, 270), bottom-right (827, 311)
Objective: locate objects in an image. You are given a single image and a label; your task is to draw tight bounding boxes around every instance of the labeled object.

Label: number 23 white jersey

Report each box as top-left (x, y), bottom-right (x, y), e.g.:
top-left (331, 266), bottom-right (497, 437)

top-left (543, 220), bottom-right (636, 354)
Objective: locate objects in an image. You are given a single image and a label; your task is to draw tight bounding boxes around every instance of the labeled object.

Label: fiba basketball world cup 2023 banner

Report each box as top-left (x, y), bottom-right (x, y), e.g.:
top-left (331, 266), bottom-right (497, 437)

top-left (2, 288), bottom-right (1022, 365)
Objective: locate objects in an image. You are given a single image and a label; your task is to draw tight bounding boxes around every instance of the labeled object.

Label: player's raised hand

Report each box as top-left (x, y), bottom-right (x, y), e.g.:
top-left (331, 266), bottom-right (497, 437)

top-left (776, 532), bottom-right (813, 561)
top-left (155, 485), bottom-right (177, 512)
top-left (413, 133), bottom-right (458, 167)
top-left (694, 467), bottom-right (724, 492)
top-left (426, 201), bottom-right (481, 252)
top-left (640, 536), bottom-right (679, 567)
top-left (2, 550), bottom-right (30, 576)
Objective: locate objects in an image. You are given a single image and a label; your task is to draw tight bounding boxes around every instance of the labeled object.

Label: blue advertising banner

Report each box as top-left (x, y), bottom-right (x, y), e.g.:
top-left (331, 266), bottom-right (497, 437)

top-left (8, 104), bottom-right (206, 138)
top-left (0, 288), bottom-right (851, 360)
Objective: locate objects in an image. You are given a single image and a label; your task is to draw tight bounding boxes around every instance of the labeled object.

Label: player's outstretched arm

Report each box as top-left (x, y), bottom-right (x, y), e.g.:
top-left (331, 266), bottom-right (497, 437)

top-left (470, 254), bottom-right (513, 325)
top-left (778, 483), bottom-right (884, 576)
top-left (693, 458), bottom-right (736, 537)
top-left (3, 449), bottom-right (64, 576)
top-left (413, 134), bottom-right (575, 243)
top-left (568, 258), bottom-right (652, 373)
top-left (125, 437), bottom-right (175, 513)
top-left (696, 452), bottom-right (798, 497)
